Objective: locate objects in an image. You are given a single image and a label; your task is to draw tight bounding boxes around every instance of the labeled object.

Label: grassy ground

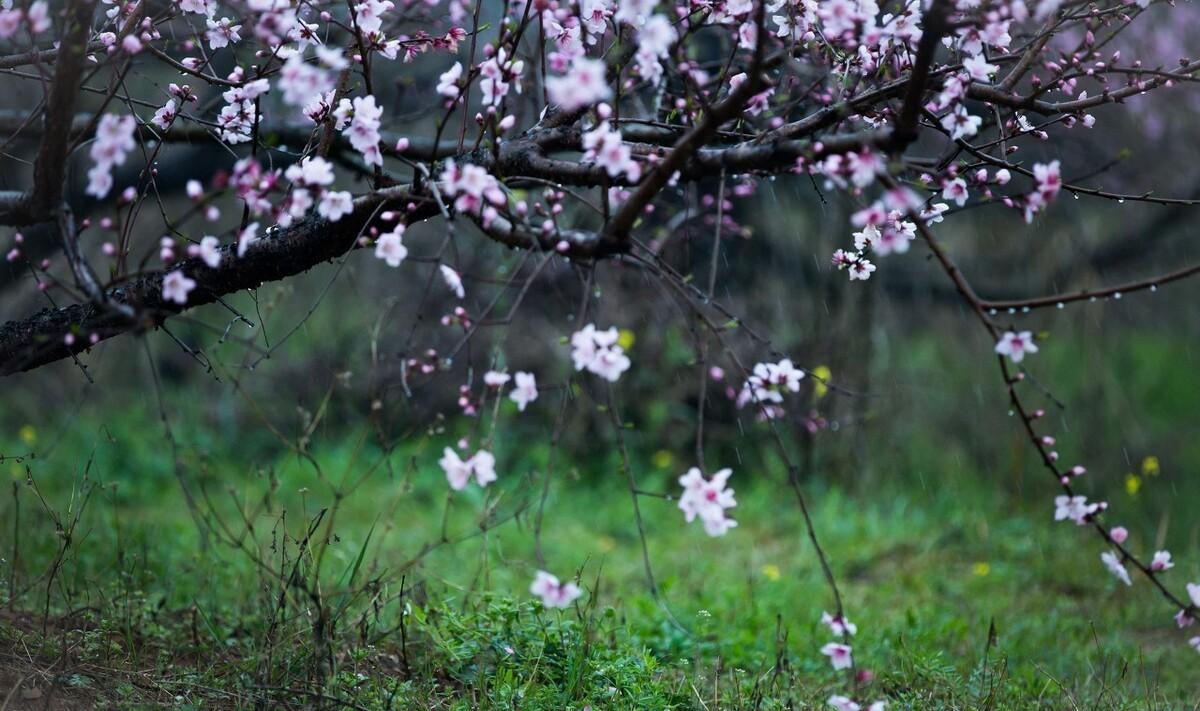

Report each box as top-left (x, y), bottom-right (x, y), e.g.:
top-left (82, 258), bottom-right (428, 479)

top-left (1, 318), bottom-right (1198, 709)
top-left (0, 416), bottom-right (1196, 709)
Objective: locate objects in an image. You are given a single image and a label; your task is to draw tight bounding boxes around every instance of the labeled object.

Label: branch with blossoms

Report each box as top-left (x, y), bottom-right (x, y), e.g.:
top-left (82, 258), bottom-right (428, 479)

top-left (3, 0), bottom-right (1200, 705)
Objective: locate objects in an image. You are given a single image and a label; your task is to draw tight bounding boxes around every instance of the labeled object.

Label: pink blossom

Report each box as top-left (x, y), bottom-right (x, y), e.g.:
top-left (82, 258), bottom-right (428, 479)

top-left (236, 222), bottom-right (260, 257)
top-left (1054, 495), bottom-right (1099, 525)
top-left (207, 17), bottom-right (241, 49)
top-left (439, 447), bottom-right (497, 490)
top-left (820, 642), bottom-right (853, 670)
top-left (151, 99), bottom-right (178, 130)
top-left (86, 114), bottom-right (137, 199)
top-left (821, 611), bottom-right (857, 637)
top-left (198, 236), bottom-right (221, 268)
top-left (1150, 551), bottom-right (1173, 572)
top-left (1110, 527), bottom-right (1128, 544)
top-left (678, 467), bottom-right (738, 536)
top-left (439, 265), bottom-right (465, 299)
top-left (318, 191), bottom-right (354, 221)
top-left (1100, 551), bottom-right (1132, 586)
top-left (374, 226), bottom-right (407, 267)
top-left (483, 371), bottom-right (511, 388)
top-left (530, 570), bottom-right (583, 608)
top-left (27, 1), bottom-right (50, 33)
top-left (546, 58), bottom-right (611, 111)
top-left (509, 371), bottom-right (538, 411)
top-left (570, 324), bottom-right (631, 382)
top-left (161, 270), bottom-right (196, 305)
top-left (436, 62), bottom-right (463, 99)
top-left (994, 331), bottom-right (1038, 363)
top-left (286, 156), bottom-right (335, 187)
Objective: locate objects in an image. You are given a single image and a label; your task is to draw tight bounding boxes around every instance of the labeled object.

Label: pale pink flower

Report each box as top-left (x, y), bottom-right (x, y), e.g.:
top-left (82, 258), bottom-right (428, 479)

top-left (820, 642), bottom-right (853, 670)
top-left (484, 370), bottom-right (511, 388)
top-left (530, 570), bottom-right (583, 608)
top-left (546, 58), bottom-right (611, 111)
top-left (198, 236), bottom-right (221, 268)
top-left (942, 177), bottom-right (969, 206)
top-left (151, 99), bottom-right (178, 130)
top-left (437, 62), bottom-right (463, 99)
top-left (1054, 495), bottom-right (1098, 525)
top-left (940, 105), bottom-right (981, 140)
top-left (1150, 551), bottom-right (1173, 572)
top-left (827, 696), bottom-right (860, 711)
top-left (206, 17), bottom-right (241, 48)
top-left (318, 191), bottom-right (354, 221)
top-left (286, 156), bottom-right (335, 187)
top-left (439, 447), bottom-right (473, 490)
top-left (1187, 582), bottom-right (1200, 607)
top-left (162, 270), bottom-right (196, 305)
top-left (821, 612), bottom-right (857, 637)
top-left (374, 226), bottom-right (407, 267)
top-left (440, 265), bottom-right (465, 299)
top-left (847, 258), bottom-right (875, 281)
top-left (995, 331), bottom-right (1038, 363)
top-left (27, 0), bottom-right (50, 33)
top-left (1101, 551), bottom-right (1132, 586)
top-left (678, 467), bottom-right (738, 536)
top-left (439, 448), bottom-right (495, 490)
top-left (236, 222), bottom-right (260, 257)
top-left (509, 371), bottom-right (538, 411)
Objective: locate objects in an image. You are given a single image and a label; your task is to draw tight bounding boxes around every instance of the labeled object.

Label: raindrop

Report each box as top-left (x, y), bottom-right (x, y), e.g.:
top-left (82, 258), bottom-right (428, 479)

top-left (1056, 302), bottom-right (1065, 309)
top-left (1113, 292), bottom-right (1122, 299)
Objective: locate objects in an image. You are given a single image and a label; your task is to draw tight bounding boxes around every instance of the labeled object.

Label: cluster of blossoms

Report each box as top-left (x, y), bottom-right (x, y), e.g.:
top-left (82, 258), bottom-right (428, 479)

top-left (582, 120), bottom-right (641, 183)
top-left (569, 324), bottom-right (631, 382)
top-left (546, 57), bottom-right (611, 111)
top-left (281, 156), bottom-right (353, 226)
top-left (737, 358), bottom-right (804, 417)
top-left (216, 75), bottom-right (269, 145)
top-left (85, 114), bottom-right (137, 199)
top-left (677, 467), bottom-right (738, 536)
top-left (336, 95), bottom-right (385, 167)
top-left (827, 185), bottom-right (927, 282)
top-left (440, 161), bottom-right (506, 223)
top-left (1054, 495), bottom-right (1105, 525)
top-left (484, 370), bottom-right (539, 412)
top-left (438, 447), bottom-right (497, 490)
top-left (0, 0), bottom-right (50, 37)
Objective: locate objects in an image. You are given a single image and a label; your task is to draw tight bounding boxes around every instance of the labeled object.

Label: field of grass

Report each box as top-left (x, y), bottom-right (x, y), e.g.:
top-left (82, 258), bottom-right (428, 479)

top-left (1, 416), bottom-right (1197, 708)
top-left (1, 323), bottom-right (1198, 709)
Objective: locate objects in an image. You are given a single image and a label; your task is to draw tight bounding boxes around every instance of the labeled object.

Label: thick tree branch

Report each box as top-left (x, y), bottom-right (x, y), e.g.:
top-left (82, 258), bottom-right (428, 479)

top-left (0, 0), bottom-right (96, 227)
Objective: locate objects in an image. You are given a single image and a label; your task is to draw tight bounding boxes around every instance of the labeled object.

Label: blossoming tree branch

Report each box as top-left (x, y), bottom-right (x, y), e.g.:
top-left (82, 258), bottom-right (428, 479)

top-left (2, 0), bottom-right (1199, 704)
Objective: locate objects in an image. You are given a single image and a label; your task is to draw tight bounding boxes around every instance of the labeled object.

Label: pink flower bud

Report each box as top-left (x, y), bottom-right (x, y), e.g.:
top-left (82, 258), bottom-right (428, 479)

top-left (1110, 527), bottom-right (1128, 544)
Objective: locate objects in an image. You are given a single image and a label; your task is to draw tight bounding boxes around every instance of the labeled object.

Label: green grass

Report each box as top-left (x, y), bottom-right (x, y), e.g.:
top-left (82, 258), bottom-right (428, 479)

top-left (1, 415), bottom-right (1196, 709)
top-left (1, 321), bottom-right (1198, 709)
